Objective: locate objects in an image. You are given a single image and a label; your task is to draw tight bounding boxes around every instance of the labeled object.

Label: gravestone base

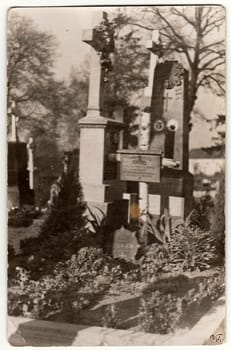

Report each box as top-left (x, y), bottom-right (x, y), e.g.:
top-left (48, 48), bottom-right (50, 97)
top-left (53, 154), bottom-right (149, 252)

top-left (8, 186), bottom-right (20, 209)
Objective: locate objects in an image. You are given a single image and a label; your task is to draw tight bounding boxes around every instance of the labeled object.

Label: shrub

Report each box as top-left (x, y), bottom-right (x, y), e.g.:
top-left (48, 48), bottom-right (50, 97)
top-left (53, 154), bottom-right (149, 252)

top-left (192, 194), bottom-right (214, 230)
top-left (39, 167), bottom-right (86, 242)
top-left (182, 272), bottom-right (225, 309)
top-left (102, 304), bottom-right (120, 328)
top-left (8, 246), bottom-right (140, 320)
top-left (8, 207), bottom-right (42, 227)
top-left (138, 212), bottom-right (222, 280)
top-left (20, 164), bottom-right (88, 277)
top-left (168, 220), bottom-right (217, 271)
top-left (139, 271), bottom-right (225, 334)
top-left (139, 243), bottom-right (171, 281)
top-left (139, 291), bottom-right (182, 334)
top-left (210, 170), bottom-right (225, 263)
top-left (65, 247), bottom-right (140, 287)
top-left (139, 214), bottom-right (167, 246)
top-left (8, 265), bottom-right (90, 320)
top-left (8, 208), bottom-right (33, 227)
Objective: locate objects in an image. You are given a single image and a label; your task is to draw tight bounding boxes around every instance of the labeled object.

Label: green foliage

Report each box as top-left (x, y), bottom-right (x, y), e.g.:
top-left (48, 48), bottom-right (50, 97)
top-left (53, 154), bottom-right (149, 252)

top-left (192, 195), bottom-right (214, 230)
top-left (139, 244), bottom-right (171, 281)
top-left (99, 11), bottom-right (149, 118)
top-left (139, 271), bottom-right (225, 334)
top-left (8, 212), bottom-right (33, 228)
top-left (8, 266), bottom-right (86, 320)
top-left (67, 247), bottom-right (139, 286)
top-left (7, 12), bottom-right (57, 109)
top-left (168, 222), bottom-right (217, 271)
top-left (139, 214), bottom-right (166, 246)
top-left (139, 291), bottom-right (182, 334)
top-left (181, 273), bottom-right (225, 311)
top-left (139, 221), bottom-right (219, 279)
top-left (41, 171), bottom-right (86, 236)
top-left (102, 304), bottom-right (120, 329)
top-left (210, 170), bottom-right (225, 263)
top-left (8, 207), bottom-right (42, 227)
top-left (85, 206), bottom-right (107, 247)
top-left (8, 248), bottom-right (139, 320)
top-left (20, 166), bottom-right (87, 277)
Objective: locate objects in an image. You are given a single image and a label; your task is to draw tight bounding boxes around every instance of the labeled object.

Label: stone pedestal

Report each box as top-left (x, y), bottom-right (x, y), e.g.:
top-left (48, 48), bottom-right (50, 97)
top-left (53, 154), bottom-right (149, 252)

top-left (78, 115), bottom-right (126, 219)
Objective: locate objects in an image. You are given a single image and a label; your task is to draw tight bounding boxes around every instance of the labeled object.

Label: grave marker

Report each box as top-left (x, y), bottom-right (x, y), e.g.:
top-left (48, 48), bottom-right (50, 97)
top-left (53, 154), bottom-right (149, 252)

top-left (139, 30), bottom-right (164, 222)
top-left (112, 226), bottom-right (140, 260)
top-left (150, 61), bottom-right (189, 170)
top-left (79, 11), bottom-right (126, 214)
top-left (82, 11), bottom-right (114, 116)
top-left (147, 61), bottom-right (193, 221)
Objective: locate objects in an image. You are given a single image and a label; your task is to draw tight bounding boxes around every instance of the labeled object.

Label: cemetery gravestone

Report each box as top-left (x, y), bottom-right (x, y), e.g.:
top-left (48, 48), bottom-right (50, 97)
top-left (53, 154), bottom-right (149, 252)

top-left (112, 226), bottom-right (140, 260)
top-left (150, 61), bottom-right (189, 170)
top-left (79, 11), bottom-right (126, 218)
top-left (119, 30), bottom-right (163, 223)
top-left (147, 60), bottom-right (193, 221)
top-left (8, 142), bottom-right (34, 208)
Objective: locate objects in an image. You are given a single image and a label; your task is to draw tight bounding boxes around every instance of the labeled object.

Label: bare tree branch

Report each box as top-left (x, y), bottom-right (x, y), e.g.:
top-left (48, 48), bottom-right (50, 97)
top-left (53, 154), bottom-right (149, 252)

top-left (199, 56), bottom-right (225, 71)
top-left (135, 5), bottom-right (225, 113)
top-left (170, 7), bottom-right (196, 28)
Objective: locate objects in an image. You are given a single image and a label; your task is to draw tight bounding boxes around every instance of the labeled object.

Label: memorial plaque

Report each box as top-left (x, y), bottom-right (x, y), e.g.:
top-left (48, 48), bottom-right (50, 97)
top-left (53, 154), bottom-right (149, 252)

top-left (120, 151), bottom-right (161, 183)
top-left (112, 226), bottom-right (140, 260)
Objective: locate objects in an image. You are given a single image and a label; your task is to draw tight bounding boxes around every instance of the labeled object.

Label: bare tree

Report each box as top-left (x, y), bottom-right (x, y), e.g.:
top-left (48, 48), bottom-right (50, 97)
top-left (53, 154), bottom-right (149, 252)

top-left (125, 6), bottom-right (225, 115)
top-left (7, 12), bottom-right (57, 116)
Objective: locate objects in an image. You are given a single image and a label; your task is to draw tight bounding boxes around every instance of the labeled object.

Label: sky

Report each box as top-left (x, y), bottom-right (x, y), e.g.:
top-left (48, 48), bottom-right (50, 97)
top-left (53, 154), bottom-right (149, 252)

top-left (9, 6), bottom-right (226, 149)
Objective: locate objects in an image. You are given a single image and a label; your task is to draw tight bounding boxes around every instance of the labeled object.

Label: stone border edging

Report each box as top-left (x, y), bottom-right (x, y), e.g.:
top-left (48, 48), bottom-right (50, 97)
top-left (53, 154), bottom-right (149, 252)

top-left (166, 295), bottom-right (225, 345)
top-left (8, 295), bottom-right (225, 346)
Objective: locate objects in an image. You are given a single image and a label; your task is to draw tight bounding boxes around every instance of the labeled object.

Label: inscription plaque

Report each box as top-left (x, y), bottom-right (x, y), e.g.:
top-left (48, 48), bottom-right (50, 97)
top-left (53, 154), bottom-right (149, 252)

top-left (119, 150), bottom-right (161, 183)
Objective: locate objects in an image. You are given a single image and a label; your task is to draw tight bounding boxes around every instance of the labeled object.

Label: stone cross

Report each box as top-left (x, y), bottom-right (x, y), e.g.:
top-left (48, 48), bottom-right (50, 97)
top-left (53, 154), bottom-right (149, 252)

top-left (163, 92), bottom-right (173, 112)
top-left (82, 11), bottom-right (114, 117)
top-left (139, 30), bottom-right (163, 222)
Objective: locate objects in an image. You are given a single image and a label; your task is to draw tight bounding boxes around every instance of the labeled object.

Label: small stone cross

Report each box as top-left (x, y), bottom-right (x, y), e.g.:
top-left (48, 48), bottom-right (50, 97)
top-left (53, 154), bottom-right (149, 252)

top-left (82, 11), bottom-right (114, 117)
top-left (162, 92), bottom-right (173, 112)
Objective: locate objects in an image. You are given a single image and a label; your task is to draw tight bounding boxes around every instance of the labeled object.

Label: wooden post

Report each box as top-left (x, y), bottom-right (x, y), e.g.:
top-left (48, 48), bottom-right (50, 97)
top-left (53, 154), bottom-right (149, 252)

top-left (139, 30), bottom-right (163, 222)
